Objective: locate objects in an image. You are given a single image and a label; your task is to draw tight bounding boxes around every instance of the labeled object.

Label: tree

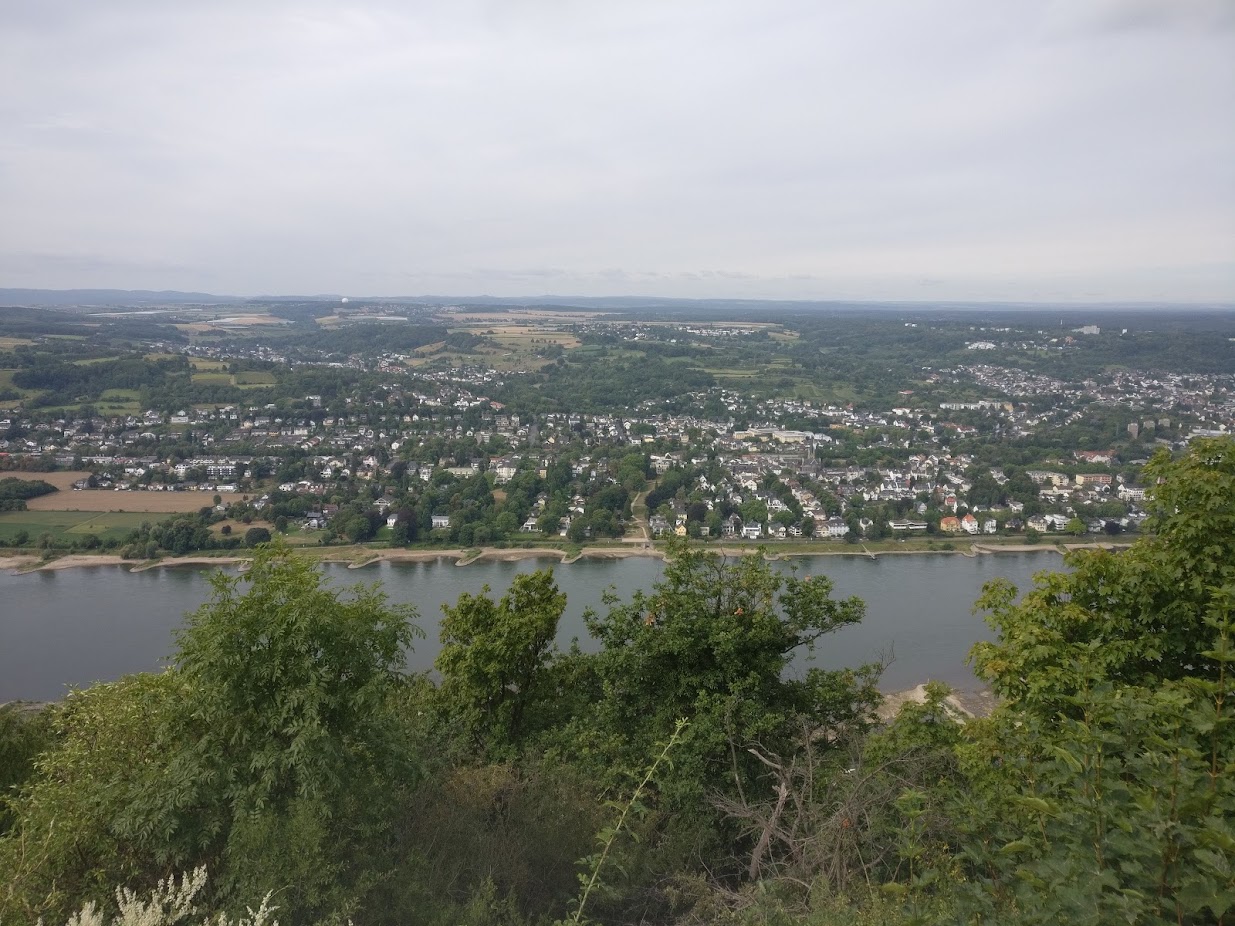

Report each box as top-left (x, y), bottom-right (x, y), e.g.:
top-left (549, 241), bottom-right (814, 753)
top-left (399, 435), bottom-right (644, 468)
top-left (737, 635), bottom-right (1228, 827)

top-left (156, 547), bottom-right (418, 918)
top-left (436, 570), bottom-right (566, 755)
top-left (243, 526), bottom-right (271, 547)
top-left (972, 438), bottom-right (1235, 714)
top-left (583, 540), bottom-right (880, 817)
top-left (0, 674), bottom-right (182, 923)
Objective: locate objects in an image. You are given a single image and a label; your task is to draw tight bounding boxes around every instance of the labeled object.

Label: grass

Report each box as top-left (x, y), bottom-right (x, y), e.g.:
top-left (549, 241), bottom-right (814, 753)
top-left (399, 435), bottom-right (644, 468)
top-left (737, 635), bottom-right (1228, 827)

top-left (98, 388), bottom-right (142, 414)
top-left (0, 510), bottom-right (151, 544)
top-left (232, 371), bottom-right (276, 385)
top-left (0, 369), bottom-right (36, 396)
top-left (188, 359), bottom-right (229, 371)
top-left (191, 371), bottom-right (232, 385)
top-left (0, 337), bottom-right (35, 349)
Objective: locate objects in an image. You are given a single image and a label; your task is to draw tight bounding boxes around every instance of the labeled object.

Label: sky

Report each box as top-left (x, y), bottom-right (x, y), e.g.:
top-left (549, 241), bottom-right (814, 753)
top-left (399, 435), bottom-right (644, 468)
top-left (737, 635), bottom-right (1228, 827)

top-left (1, 0), bottom-right (1233, 303)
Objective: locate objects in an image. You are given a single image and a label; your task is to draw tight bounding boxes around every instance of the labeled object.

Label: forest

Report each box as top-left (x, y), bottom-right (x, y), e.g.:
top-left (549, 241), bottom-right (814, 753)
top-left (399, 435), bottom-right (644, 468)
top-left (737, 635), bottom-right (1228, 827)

top-left (1, 439), bottom-right (1232, 926)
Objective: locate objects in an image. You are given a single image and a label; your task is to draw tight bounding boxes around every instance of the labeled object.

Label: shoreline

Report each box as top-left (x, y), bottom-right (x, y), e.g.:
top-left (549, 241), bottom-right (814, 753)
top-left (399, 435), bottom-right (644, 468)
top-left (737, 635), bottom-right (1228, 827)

top-left (5, 682), bottom-right (999, 720)
top-left (0, 540), bottom-right (1131, 575)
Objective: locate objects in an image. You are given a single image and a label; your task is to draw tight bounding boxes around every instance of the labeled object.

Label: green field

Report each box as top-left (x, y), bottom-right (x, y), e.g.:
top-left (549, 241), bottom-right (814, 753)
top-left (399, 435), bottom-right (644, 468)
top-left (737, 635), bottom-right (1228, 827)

top-left (233, 371), bottom-right (276, 385)
top-left (98, 388), bottom-right (142, 413)
top-left (0, 510), bottom-right (151, 544)
top-left (0, 369), bottom-right (31, 391)
top-left (190, 371), bottom-right (233, 384)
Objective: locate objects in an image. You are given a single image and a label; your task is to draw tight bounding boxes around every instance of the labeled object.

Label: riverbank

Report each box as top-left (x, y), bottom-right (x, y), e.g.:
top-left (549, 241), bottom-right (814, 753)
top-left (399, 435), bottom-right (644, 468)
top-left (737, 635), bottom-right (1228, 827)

top-left (7, 683), bottom-right (998, 720)
top-left (0, 539), bottom-right (1131, 575)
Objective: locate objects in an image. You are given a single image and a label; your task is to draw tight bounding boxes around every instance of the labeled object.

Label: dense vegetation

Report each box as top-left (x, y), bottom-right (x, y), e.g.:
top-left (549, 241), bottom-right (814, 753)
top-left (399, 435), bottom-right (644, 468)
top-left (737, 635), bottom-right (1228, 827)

top-left (0, 478), bottom-right (57, 511)
top-left (1, 440), bottom-right (1232, 926)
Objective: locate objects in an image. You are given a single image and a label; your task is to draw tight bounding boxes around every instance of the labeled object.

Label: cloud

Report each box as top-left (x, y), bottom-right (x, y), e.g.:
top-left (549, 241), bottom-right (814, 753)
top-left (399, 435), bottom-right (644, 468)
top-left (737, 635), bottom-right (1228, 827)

top-left (0, 0), bottom-right (1231, 301)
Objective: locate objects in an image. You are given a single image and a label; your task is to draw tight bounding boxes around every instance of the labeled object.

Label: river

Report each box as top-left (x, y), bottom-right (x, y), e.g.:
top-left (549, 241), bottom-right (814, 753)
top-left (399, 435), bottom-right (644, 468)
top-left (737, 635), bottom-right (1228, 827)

top-left (0, 552), bottom-right (1058, 702)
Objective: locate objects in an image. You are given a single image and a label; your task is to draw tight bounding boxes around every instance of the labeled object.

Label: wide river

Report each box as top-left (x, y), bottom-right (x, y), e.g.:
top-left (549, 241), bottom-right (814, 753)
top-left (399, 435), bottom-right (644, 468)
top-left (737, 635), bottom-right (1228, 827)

top-left (0, 552), bottom-right (1059, 703)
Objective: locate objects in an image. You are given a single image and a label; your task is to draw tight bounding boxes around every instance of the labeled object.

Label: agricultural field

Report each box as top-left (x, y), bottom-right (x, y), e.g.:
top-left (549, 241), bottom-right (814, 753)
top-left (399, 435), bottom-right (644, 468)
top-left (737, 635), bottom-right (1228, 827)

top-left (27, 490), bottom-right (248, 513)
top-left (0, 509), bottom-right (151, 544)
top-left (190, 370), bottom-right (233, 384)
top-left (0, 337), bottom-right (35, 349)
top-left (189, 368), bottom-right (275, 386)
top-left (233, 371), bottom-right (275, 385)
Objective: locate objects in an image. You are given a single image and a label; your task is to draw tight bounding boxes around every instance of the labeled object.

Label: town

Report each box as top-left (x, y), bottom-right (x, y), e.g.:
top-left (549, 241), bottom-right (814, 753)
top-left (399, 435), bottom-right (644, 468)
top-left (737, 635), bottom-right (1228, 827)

top-left (1, 299), bottom-right (1232, 558)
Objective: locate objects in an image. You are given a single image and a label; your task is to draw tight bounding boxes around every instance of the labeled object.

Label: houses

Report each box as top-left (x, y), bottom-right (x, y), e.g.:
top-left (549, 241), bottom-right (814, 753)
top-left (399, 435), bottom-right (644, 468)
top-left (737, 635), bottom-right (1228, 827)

top-left (887, 519), bottom-right (928, 532)
top-left (939, 516), bottom-right (962, 533)
top-left (821, 516), bottom-right (849, 538)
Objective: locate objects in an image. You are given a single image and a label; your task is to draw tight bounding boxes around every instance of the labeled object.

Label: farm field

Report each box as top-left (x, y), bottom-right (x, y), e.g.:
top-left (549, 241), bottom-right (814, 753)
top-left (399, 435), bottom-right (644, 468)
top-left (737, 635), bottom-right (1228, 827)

top-left (0, 474), bottom-right (249, 512)
top-left (232, 371), bottom-right (275, 384)
top-left (190, 368), bottom-right (276, 386)
top-left (23, 490), bottom-right (249, 513)
top-left (0, 510), bottom-right (151, 544)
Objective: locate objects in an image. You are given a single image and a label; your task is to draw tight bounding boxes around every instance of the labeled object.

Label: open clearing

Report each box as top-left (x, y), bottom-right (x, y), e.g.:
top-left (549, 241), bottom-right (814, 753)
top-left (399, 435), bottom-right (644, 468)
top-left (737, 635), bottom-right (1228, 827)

top-left (191, 371), bottom-right (233, 384)
top-left (0, 338), bottom-right (35, 349)
top-left (233, 371), bottom-right (276, 384)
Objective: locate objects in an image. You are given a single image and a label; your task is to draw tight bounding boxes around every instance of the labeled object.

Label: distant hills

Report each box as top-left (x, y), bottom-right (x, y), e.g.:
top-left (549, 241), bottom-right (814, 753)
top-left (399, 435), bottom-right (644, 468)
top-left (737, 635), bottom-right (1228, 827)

top-left (0, 289), bottom-right (242, 307)
top-left (1, 288), bottom-right (1230, 314)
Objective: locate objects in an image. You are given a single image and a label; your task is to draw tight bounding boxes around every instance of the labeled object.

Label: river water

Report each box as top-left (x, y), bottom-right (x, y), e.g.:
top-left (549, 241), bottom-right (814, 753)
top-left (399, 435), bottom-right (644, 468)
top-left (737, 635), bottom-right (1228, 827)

top-left (0, 552), bottom-right (1058, 702)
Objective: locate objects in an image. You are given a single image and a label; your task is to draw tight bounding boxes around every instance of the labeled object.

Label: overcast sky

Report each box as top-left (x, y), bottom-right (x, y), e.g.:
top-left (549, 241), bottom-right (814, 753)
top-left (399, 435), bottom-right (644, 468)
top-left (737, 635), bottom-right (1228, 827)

top-left (1, 0), bottom-right (1233, 302)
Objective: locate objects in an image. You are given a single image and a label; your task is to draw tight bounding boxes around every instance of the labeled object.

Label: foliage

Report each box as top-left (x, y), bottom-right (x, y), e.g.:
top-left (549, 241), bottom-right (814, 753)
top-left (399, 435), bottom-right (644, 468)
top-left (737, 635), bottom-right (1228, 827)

top-left (0, 704), bottom-right (56, 836)
top-left (0, 674), bottom-right (182, 923)
top-left (563, 719), bottom-right (688, 926)
top-left (436, 570), bottom-right (566, 756)
top-left (241, 527), bottom-right (270, 547)
top-left (0, 546), bottom-right (423, 924)
top-left (972, 437), bottom-right (1235, 714)
top-left (582, 539), bottom-right (880, 825)
top-left (58, 867), bottom-right (278, 926)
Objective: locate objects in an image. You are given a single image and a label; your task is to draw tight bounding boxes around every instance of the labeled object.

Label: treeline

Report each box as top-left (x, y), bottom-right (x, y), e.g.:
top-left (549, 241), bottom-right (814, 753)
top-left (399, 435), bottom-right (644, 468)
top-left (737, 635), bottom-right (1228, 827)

top-left (11, 354), bottom-right (190, 408)
top-left (1, 440), bottom-right (1232, 926)
top-left (0, 477), bottom-right (57, 511)
top-left (519, 354), bottom-right (715, 413)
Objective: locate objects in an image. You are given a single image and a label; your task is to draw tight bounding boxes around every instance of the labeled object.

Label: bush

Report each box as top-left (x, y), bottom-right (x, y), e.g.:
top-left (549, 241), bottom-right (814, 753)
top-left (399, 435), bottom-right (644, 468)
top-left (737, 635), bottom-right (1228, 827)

top-left (244, 527), bottom-right (271, 548)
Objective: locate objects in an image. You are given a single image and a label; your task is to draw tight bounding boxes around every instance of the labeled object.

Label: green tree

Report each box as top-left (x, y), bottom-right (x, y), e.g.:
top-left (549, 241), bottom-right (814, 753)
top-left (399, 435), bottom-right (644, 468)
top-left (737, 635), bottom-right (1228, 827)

top-left (0, 674), bottom-right (181, 923)
top-left (243, 526), bottom-right (271, 547)
top-left (972, 438), bottom-right (1235, 714)
top-left (583, 540), bottom-right (880, 815)
top-left (152, 547), bottom-right (419, 919)
top-left (436, 570), bottom-right (566, 756)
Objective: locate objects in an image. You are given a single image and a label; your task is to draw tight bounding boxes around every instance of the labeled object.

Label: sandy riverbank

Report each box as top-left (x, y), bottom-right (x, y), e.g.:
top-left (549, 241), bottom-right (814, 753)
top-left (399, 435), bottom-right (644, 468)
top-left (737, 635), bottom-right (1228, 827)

top-left (877, 683), bottom-right (998, 721)
top-left (1, 539), bottom-right (1132, 576)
